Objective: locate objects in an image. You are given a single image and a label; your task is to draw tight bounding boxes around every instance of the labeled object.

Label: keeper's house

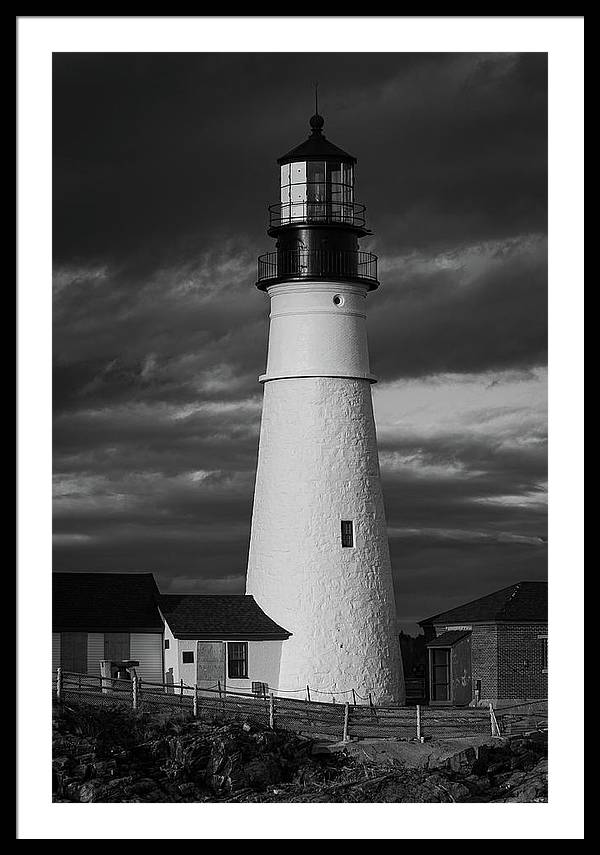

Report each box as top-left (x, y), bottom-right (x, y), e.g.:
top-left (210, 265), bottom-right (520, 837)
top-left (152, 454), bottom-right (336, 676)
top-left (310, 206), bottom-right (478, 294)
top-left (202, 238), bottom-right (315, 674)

top-left (419, 581), bottom-right (547, 709)
top-left (52, 572), bottom-right (291, 693)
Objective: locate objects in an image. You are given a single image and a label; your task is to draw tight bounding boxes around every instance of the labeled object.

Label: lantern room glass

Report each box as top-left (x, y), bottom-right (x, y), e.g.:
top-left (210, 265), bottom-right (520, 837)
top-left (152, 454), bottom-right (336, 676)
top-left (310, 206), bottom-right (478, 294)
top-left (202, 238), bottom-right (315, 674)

top-left (279, 160), bottom-right (354, 224)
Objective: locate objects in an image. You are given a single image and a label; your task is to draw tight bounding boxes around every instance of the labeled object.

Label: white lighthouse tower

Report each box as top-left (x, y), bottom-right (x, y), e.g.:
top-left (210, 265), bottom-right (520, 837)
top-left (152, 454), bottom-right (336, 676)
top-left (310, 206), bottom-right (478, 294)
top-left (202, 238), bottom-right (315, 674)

top-left (246, 110), bottom-right (405, 704)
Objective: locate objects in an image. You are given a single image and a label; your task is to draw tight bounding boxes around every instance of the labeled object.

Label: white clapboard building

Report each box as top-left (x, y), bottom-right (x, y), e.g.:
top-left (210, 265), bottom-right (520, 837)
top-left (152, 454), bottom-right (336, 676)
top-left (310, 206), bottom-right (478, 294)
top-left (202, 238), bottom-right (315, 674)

top-left (52, 573), bottom-right (165, 683)
top-left (52, 572), bottom-right (291, 692)
top-left (159, 594), bottom-right (291, 694)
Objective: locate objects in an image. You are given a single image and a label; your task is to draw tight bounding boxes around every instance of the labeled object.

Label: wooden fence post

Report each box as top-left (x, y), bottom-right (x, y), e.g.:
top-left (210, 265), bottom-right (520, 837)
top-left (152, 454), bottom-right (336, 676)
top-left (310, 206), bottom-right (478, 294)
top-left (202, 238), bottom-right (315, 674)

top-left (416, 704), bottom-right (422, 740)
top-left (132, 675), bottom-right (138, 711)
top-left (352, 689), bottom-right (357, 706)
top-left (193, 684), bottom-right (198, 718)
top-left (343, 702), bottom-right (350, 742)
top-left (489, 703), bottom-right (501, 737)
top-left (306, 685), bottom-right (311, 702)
top-left (56, 667), bottom-right (62, 701)
top-left (269, 693), bottom-right (275, 730)
top-left (217, 680), bottom-right (222, 699)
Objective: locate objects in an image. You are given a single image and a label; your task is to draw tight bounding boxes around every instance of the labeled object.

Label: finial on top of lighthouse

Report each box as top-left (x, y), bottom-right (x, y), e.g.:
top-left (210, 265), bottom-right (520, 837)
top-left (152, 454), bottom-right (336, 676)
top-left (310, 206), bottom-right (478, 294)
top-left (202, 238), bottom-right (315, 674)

top-left (310, 83), bottom-right (324, 135)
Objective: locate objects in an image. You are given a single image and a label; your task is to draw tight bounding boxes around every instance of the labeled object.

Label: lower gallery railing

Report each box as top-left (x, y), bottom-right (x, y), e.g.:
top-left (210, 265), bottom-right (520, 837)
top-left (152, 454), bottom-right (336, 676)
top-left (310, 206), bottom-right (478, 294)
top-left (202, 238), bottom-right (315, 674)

top-left (257, 249), bottom-right (378, 285)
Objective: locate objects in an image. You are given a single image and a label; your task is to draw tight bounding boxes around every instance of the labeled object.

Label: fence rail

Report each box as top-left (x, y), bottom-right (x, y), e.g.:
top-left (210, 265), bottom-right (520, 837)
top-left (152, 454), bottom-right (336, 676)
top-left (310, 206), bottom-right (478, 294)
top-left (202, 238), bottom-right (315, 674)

top-left (53, 669), bottom-right (547, 743)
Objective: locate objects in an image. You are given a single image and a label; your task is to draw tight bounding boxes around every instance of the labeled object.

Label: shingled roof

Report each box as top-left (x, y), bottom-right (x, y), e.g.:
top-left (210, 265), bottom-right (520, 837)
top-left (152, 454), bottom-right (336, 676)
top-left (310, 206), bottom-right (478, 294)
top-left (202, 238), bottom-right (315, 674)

top-left (278, 132), bottom-right (356, 165)
top-left (426, 630), bottom-right (471, 647)
top-left (159, 594), bottom-right (292, 641)
top-left (419, 581), bottom-right (547, 627)
top-left (53, 572), bottom-right (163, 632)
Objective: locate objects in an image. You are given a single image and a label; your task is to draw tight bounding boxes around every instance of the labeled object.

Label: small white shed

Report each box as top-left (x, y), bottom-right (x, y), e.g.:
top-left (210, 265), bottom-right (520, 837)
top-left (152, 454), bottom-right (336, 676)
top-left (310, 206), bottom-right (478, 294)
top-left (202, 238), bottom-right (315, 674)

top-left (159, 594), bottom-right (291, 695)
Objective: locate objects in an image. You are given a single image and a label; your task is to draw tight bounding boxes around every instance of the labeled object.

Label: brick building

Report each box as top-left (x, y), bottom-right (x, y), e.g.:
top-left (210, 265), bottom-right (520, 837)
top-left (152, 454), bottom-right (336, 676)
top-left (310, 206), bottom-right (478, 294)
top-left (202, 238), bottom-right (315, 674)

top-left (419, 581), bottom-right (547, 708)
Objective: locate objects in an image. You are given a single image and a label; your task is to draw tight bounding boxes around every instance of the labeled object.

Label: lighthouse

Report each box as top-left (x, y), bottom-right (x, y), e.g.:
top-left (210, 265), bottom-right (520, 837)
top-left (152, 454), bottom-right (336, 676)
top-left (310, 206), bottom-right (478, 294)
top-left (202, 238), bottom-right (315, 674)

top-left (246, 108), bottom-right (405, 705)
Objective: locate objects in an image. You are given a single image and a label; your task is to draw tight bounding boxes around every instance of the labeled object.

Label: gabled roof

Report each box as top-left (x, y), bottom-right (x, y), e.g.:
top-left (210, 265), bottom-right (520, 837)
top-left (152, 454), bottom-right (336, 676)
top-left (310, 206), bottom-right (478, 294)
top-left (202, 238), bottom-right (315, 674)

top-left (419, 581), bottom-right (548, 626)
top-left (159, 594), bottom-right (292, 641)
top-left (426, 630), bottom-right (471, 647)
top-left (53, 572), bottom-right (163, 632)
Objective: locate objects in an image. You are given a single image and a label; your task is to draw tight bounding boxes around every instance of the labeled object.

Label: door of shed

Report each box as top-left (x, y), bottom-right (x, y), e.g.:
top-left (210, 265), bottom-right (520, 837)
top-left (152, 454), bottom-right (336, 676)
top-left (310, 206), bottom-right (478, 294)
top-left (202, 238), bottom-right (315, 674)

top-left (196, 641), bottom-right (226, 696)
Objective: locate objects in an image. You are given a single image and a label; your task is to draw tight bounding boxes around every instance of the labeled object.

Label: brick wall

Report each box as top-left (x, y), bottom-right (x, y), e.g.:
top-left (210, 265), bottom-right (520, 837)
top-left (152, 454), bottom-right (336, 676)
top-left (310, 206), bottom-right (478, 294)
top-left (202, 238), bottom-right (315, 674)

top-left (425, 621), bottom-right (548, 704)
top-left (497, 623), bottom-right (548, 700)
top-left (471, 624), bottom-right (498, 700)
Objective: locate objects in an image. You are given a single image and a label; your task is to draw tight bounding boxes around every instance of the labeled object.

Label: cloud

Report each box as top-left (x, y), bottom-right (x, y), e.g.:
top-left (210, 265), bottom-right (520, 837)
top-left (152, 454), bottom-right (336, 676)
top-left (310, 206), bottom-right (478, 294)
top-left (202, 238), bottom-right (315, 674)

top-left (368, 235), bottom-right (547, 381)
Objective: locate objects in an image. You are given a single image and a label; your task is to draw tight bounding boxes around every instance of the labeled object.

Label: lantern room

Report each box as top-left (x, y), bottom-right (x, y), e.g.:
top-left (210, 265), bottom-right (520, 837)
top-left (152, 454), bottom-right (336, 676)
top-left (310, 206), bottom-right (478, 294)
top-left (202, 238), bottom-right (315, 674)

top-left (279, 158), bottom-right (354, 225)
top-left (270, 112), bottom-right (365, 230)
top-left (257, 111), bottom-right (379, 291)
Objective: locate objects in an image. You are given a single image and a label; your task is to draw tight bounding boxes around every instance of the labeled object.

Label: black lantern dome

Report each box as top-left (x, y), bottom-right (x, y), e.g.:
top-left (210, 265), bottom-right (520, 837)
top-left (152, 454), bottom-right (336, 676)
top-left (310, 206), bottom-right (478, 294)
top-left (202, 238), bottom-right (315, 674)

top-left (256, 112), bottom-right (378, 290)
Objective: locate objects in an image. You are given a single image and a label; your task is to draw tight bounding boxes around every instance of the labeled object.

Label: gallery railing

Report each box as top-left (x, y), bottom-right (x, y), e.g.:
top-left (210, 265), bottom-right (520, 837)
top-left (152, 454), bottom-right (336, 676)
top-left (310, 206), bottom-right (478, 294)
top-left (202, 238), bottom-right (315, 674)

top-left (269, 199), bottom-right (367, 229)
top-left (257, 249), bottom-right (378, 286)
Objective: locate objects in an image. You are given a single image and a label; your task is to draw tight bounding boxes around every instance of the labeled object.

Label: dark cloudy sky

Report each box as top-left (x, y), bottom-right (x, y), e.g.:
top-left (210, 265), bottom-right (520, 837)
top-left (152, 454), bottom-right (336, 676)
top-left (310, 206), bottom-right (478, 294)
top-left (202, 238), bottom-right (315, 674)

top-left (53, 52), bottom-right (547, 632)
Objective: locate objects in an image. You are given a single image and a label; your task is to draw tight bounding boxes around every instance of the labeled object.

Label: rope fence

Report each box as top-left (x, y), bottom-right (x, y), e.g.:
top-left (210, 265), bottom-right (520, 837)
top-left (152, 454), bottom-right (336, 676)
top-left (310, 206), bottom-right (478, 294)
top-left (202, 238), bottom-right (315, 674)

top-left (54, 668), bottom-right (547, 743)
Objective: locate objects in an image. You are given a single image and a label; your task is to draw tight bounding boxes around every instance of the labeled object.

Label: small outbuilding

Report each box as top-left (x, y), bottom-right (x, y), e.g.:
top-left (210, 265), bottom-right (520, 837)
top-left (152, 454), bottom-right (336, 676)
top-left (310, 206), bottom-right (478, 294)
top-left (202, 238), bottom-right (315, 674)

top-left (52, 572), bottom-right (165, 683)
top-left (52, 572), bottom-right (292, 695)
top-left (159, 594), bottom-right (291, 694)
top-left (419, 580), bottom-right (547, 708)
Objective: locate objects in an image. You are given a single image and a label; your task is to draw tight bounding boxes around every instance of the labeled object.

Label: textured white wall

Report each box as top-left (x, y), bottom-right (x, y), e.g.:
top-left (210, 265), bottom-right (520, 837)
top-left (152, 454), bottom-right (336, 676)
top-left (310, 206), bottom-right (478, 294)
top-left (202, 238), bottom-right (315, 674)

top-left (246, 279), bottom-right (405, 704)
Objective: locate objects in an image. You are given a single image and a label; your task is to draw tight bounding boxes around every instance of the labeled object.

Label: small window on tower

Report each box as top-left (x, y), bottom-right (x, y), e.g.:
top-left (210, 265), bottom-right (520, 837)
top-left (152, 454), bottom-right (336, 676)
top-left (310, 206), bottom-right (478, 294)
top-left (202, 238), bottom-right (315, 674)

top-left (182, 651), bottom-right (194, 664)
top-left (164, 639), bottom-right (170, 650)
top-left (341, 520), bottom-right (354, 548)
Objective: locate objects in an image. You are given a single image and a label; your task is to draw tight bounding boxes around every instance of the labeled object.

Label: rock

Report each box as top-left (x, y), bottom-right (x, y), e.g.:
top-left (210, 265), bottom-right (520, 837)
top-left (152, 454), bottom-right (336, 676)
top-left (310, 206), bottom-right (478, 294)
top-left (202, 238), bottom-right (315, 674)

top-left (445, 781), bottom-right (471, 801)
top-left (70, 763), bottom-right (93, 781)
top-left (78, 777), bottom-right (142, 803)
top-left (178, 782), bottom-right (198, 796)
top-left (92, 759), bottom-right (117, 776)
top-left (487, 760), bottom-right (511, 777)
top-left (132, 778), bottom-right (158, 795)
top-left (53, 698), bottom-right (548, 804)
top-left (446, 747), bottom-right (476, 772)
top-left (64, 782), bottom-right (83, 801)
top-left (241, 756), bottom-right (283, 789)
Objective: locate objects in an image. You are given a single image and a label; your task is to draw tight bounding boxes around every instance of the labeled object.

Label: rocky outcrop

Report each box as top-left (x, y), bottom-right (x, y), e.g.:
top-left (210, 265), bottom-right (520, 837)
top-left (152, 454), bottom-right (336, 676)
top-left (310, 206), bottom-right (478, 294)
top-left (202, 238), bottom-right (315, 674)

top-left (52, 700), bottom-right (547, 803)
